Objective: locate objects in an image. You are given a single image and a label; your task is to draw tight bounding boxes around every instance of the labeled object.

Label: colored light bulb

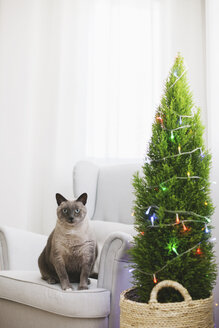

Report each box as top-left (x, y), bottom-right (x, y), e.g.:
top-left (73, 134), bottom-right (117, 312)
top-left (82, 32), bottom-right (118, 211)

top-left (156, 116), bottom-right (163, 125)
top-left (204, 201), bottom-right (208, 206)
top-left (153, 274), bottom-right (157, 284)
top-left (171, 130), bottom-right (174, 140)
top-left (146, 206), bottom-right (151, 215)
top-left (187, 171), bottom-right (190, 177)
top-left (160, 184), bottom-right (167, 191)
top-left (179, 116), bottom-right (182, 125)
top-left (173, 70), bottom-right (178, 77)
top-left (196, 247), bottom-right (202, 255)
top-left (205, 224), bottom-right (209, 233)
top-left (140, 231), bottom-right (145, 236)
top-left (176, 213), bottom-right (180, 224)
top-left (150, 213), bottom-right (157, 226)
top-left (172, 247), bottom-right (179, 255)
top-left (178, 145), bottom-right (181, 154)
top-left (166, 238), bottom-right (179, 256)
top-left (200, 149), bottom-right (205, 159)
top-left (182, 222), bottom-right (189, 232)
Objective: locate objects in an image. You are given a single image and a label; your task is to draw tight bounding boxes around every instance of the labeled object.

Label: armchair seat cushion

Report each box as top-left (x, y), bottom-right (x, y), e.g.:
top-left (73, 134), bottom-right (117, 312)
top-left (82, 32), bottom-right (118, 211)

top-left (0, 271), bottom-right (110, 319)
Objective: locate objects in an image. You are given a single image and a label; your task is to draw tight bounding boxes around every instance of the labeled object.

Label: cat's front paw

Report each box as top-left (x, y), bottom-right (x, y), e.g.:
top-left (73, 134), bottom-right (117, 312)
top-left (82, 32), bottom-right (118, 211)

top-left (78, 285), bottom-right (88, 290)
top-left (61, 282), bottom-right (73, 291)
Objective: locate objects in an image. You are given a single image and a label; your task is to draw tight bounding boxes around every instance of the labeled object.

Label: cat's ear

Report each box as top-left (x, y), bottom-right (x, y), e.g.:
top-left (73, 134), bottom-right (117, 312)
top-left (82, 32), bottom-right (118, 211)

top-left (76, 193), bottom-right (87, 205)
top-left (56, 193), bottom-right (67, 206)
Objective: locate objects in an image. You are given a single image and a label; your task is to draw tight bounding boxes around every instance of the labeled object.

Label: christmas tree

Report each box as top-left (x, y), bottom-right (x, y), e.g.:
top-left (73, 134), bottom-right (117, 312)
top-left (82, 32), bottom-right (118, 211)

top-left (130, 54), bottom-right (217, 303)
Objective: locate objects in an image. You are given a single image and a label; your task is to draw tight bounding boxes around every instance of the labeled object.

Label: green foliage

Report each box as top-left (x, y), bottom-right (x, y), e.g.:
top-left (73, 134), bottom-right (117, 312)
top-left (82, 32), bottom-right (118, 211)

top-left (130, 54), bottom-right (217, 303)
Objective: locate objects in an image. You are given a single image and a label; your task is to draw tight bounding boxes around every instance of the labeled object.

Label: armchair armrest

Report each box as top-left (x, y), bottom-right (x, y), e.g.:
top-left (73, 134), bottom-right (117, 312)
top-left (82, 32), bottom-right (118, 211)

top-left (0, 225), bottom-right (47, 270)
top-left (97, 232), bottom-right (134, 328)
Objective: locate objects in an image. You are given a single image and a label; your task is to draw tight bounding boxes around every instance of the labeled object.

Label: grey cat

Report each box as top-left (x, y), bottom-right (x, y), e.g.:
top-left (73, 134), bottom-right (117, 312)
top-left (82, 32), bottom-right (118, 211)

top-left (38, 193), bottom-right (97, 291)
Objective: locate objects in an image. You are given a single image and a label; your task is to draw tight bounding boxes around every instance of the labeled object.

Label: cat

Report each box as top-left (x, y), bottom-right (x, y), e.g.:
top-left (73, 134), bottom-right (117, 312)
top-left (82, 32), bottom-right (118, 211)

top-left (38, 192), bottom-right (97, 291)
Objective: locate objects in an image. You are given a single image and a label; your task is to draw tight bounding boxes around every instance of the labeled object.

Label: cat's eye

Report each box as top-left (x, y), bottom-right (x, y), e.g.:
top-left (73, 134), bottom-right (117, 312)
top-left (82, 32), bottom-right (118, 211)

top-left (62, 208), bottom-right (68, 214)
top-left (75, 208), bottom-right (80, 214)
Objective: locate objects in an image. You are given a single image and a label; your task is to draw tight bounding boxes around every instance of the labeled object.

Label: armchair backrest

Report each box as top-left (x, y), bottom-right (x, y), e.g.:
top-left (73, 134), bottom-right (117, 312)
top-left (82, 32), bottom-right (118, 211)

top-left (73, 161), bottom-right (141, 224)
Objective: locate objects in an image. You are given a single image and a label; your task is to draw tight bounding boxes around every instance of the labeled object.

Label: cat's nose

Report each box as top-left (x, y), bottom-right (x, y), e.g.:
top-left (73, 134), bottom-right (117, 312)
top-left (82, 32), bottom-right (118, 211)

top-left (68, 217), bottom-right (74, 223)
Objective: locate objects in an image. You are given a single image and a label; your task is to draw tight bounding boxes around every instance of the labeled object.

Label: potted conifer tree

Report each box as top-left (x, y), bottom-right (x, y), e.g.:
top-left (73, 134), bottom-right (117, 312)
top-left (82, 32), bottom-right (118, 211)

top-left (120, 55), bottom-right (217, 328)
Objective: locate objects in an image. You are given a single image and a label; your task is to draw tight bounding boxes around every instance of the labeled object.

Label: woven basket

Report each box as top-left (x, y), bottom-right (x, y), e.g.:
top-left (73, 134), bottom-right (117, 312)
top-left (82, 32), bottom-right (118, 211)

top-left (120, 280), bottom-right (214, 328)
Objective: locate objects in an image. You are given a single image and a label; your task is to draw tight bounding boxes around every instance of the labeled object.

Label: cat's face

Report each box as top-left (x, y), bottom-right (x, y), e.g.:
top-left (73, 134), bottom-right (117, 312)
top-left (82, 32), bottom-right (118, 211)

top-left (56, 193), bottom-right (87, 227)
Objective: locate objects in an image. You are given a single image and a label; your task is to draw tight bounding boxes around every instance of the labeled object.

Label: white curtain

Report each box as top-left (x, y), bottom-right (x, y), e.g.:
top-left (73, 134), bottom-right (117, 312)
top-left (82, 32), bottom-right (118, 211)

top-left (205, 0), bottom-right (219, 322)
top-left (0, 0), bottom-right (206, 235)
top-left (85, 0), bottom-right (207, 158)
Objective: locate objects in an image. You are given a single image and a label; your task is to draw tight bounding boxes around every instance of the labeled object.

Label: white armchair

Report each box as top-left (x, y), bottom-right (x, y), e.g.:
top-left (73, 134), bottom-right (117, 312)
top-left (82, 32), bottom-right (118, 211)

top-left (0, 161), bottom-right (139, 328)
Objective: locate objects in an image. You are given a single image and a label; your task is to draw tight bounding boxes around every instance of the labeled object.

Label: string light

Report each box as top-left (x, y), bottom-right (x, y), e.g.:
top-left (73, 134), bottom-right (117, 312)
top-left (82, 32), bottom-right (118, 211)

top-left (161, 106), bottom-right (197, 120)
top-left (170, 125), bottom-right (191, 132)
top-left (128, 237), bottom-right (217, 282)
top-left (144, 205), bottom-right (211, 223)
top-left (146, 175), bottom-right (210, 190)
top-left (148, 147), bottom-right (203, 162)
top-left (168, 68), bottom-right (188, 90)
top-left (155, 112), bottom-right (191, 133)
top-left (147, 219), bottom-right (208, 231)
top-left (134, 67), bottom-right (215, 285)
top-left (131, 239), bottom-right (214, 282)
top-left (163, 125), bottom-right (191, 132)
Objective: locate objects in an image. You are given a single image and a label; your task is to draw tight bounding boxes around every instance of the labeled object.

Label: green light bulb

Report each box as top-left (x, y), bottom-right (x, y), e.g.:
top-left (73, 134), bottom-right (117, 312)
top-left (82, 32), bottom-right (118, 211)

top-left (171, 130), bottom-right (174, 140)
top-left (172, 247), bottom-right (179, 255)
top-left (160, 184), bottom-right (167, 191)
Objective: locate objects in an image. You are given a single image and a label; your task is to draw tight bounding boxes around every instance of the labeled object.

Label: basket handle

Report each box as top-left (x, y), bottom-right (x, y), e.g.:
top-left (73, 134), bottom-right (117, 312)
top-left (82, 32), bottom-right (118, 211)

top-left (149, 280), bottom-right (192, 304)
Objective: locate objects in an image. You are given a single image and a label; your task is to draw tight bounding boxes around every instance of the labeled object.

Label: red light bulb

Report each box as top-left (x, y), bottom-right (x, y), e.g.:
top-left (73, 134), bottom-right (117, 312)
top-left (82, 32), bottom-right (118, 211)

top-left (196, 247), bottom-right (202, 255)
top-left (153, 274), bottom-right (157, 284)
